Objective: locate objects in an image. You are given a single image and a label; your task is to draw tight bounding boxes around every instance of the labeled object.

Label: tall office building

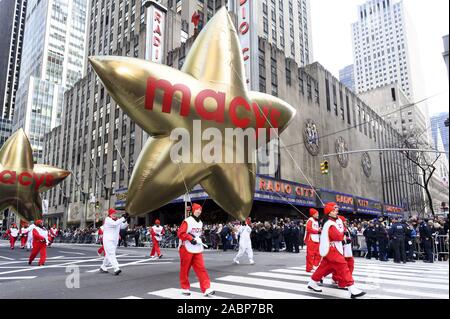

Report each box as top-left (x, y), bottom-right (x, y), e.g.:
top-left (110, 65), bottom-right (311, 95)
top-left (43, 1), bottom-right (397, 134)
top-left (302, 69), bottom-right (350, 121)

top-left (12, 0), bottom-right (89, 160)
top-left (351, 0), bottom-right (423, 101)
top-left (431, 112), bottom-right (449, 160)
top-left (0, 0), bottom-right (28, 147)
top-left (339, 64), bottom-right (355, 92)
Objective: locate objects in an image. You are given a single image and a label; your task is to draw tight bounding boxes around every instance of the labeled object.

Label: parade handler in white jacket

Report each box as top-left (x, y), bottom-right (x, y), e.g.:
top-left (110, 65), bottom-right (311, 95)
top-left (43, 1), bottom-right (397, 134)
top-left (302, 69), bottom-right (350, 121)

top-left (233, 217), bottom-right (255, 265)
top-left (99, 208), bottom-right (129, 275)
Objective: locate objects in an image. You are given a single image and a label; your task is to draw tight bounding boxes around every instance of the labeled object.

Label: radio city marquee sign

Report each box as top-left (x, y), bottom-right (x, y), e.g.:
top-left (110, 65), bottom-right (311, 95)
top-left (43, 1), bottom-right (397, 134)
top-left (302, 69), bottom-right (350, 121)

top-left (319, 189), bottom-right (355, 212)
top-left (355, 196), bottom-right (382, 216)
top-left (116, 176), bottom-right (316, 209)
top-left (238, 0), bottom-right (258, 89)
top-left (383, 204), bottom-right (404, 217)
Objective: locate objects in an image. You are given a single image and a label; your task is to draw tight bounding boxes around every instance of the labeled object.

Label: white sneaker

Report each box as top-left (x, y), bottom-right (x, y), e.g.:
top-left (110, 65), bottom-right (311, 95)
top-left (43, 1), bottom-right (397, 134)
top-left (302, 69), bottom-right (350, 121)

top-left (307, 280), bottom-right (322, 292)
top-left (181, 289), bottom-right (191, 296)
top-left (348, 285), bottom-right (366, 299)
top-left (331, 280), bottom-right (339, 287)
top-left (233, 258), bottom-right (240, 264)
top-left (249, 259), bottom-right (255, 265)
top-left (204, 288), bottom-right (215, 297)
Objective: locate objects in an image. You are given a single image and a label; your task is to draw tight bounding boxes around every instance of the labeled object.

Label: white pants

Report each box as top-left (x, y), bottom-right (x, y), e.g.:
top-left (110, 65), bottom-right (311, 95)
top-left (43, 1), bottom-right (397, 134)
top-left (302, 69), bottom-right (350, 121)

top-left (26, 236), bottom-right (33, 250)
top-left (235, 243), bottom-right (254, 261)
top-left (101, 240), bottom-right (120, 271)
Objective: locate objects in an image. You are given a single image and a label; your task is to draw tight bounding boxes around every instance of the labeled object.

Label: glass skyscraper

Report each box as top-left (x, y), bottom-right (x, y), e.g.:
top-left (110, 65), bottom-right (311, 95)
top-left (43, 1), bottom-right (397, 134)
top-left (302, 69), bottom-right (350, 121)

top-left (13, 0), bottom-right (88, 160)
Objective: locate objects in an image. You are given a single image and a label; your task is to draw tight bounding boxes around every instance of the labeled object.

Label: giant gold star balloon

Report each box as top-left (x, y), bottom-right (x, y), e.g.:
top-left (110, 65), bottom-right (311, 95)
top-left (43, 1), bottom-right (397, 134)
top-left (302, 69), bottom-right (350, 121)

top-left (0, 129), bottom-right (70, 221)
top-left (89, 7), bottom-right (296, 220)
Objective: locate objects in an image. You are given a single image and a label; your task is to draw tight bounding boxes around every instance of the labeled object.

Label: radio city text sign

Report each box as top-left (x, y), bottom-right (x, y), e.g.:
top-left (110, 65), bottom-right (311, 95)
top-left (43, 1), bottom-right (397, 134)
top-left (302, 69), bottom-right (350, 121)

top-left (145, 1), bottom-right (167, 63)
top-left (356, 196), bottom-right (382, 216)
top-left (238, 0), bottom-right (256, 87)
top-left (0, 170), bottom-right (55, 190)
top-left (320, 189), bottom-right (355, 212)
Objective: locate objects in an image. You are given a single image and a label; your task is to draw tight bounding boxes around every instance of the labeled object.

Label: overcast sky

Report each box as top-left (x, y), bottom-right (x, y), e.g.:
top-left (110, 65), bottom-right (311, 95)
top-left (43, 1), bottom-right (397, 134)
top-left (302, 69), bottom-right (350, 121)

top-left (311, 0), bottom-right (449, 117)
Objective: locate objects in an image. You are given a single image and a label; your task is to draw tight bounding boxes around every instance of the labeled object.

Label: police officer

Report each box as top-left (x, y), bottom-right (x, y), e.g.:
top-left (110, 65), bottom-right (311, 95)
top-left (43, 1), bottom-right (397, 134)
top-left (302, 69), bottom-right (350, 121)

top-left (419, 219), bottom-right (434, 263)
top-left (375, 219), bottom-right (389, 262)
top-left (291, 222), bottom-right (300, 253)
top-left (283, 219), bottom-right (293, 252)
top-left (388, 217), bottom-right (407, 263)
top-left (363, 221), bottom-right (378, 259)
top-left (404, 220), bottom-right (416, 262)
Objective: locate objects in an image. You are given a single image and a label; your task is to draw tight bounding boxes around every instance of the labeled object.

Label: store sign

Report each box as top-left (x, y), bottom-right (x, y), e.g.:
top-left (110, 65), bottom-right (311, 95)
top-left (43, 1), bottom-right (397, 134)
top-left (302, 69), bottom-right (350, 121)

top-left (238, 0), bottom-right (253, 86)
top-left (356, 196), bottom-right (382, 216)
top-left (145, 1), bottom-right (167, 64)
top-left (319, 189), bottom-right (355, 212)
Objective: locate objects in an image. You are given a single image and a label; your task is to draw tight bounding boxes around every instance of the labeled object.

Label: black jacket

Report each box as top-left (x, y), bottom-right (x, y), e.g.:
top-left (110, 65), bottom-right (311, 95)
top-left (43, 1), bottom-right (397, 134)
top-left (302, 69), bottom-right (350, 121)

top-left (363, 226), bottom-right (377, 240)
top-left (388, 222), bottom-right (406, 240)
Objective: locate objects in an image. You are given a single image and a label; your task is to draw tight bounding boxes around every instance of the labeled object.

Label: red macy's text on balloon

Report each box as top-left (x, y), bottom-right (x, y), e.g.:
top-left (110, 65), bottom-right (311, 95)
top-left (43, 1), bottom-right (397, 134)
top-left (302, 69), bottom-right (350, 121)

top-left (145, 77), bottom-right (282, 130)
top-left (0, 170), bottom-right (54, 190)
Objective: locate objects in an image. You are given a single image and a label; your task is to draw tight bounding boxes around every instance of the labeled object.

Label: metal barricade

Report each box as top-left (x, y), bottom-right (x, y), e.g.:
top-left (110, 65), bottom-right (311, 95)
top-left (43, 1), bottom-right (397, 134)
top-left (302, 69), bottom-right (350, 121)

top-left (433, 234), bottom-right (449, 261)
top-left (352, 235), bottom-right (368, 257)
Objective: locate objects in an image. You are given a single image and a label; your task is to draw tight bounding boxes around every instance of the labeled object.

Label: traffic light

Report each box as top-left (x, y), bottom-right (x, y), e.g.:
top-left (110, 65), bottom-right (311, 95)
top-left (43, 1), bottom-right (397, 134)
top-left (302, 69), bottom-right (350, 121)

top-left (320, 160), bottom-right (329, 174)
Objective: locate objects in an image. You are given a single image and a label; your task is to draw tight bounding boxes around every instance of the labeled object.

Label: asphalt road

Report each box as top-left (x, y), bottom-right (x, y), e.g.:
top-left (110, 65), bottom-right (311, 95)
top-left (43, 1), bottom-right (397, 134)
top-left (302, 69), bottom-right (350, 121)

top-left (0, 240), bottom-right (448, 299)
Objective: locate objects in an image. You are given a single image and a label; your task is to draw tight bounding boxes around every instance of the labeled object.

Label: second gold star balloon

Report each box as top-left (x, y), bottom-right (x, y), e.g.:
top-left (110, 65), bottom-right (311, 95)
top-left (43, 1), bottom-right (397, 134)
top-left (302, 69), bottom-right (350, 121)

top-left (0, 129), bottom-right (70, 221)
top-left (89, 8), bottom-right (296, 220)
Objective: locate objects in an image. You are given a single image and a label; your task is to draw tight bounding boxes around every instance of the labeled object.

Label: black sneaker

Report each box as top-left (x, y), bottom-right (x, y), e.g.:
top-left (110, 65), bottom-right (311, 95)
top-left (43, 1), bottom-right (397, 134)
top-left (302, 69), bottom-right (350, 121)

top-left (99, 268), bottom-right (109, 273)
top-left (114, 269), bottom-right (122, 276)
top-left (351, 291), bottom-right (367, 299)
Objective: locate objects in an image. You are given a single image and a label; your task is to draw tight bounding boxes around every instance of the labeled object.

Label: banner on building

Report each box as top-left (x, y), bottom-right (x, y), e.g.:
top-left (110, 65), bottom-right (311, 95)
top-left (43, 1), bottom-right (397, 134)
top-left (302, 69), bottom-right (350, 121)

top-left (256, 176), bottom-right (316, 207)
top-left (42, 199), bottom-right (49, 215)
top-left (114, 188), bottom-right (128, 210)
top-left (145, 0), bottom-right (167, 64)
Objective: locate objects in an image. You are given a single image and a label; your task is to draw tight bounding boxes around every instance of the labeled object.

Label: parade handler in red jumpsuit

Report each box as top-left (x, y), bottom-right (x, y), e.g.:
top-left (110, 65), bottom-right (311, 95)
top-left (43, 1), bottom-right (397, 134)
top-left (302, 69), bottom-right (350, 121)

top-left (305, 208), bottom-right (321, 272)
top-left (308, 202), bottom-right (366, 299)
top-left (177, 203), bottom-right (215, 297)
top-left (6, 223), bottom-right (19, 249)
top-left (28, 220), bottom-right (49, 266)
top-left (332, 215), bottom-right (355, 286)
top-left (150, 219), bottom-right (165, 259)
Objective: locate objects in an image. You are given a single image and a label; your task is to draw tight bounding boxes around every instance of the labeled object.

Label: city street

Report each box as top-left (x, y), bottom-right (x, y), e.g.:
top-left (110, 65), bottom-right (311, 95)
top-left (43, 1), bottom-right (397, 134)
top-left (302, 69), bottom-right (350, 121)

top-left (0, 240), bottom-right (448, 299)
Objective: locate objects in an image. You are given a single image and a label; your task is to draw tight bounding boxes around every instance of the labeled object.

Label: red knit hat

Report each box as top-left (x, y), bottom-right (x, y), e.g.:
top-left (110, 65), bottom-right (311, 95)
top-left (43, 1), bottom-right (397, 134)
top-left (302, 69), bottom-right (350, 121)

top-left (35, 220), bottom-right (43, 226)
top-left (155, 219), bottom-right (161, 225)
top-left (309, 208), bottom-right (319, 217)
top-left (108, 208), bottom-right (117, 216)
top-left (192, 203), bottom-right (202, 212)
top-left (246, 217), bottom-right (252, 225)
top-left (324, 202), bottom-right (338, 215)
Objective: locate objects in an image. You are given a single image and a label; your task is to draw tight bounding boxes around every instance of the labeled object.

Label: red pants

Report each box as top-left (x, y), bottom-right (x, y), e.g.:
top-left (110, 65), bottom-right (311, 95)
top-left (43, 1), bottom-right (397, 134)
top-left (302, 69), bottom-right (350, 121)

top-left (9, 236), bottom-right (17, 249)
top-left (306, 241), bottom-right (321, 272)
top-left (332, 257), bottom-right (354, 288)
top-left (311, 248), bottom-right (354, 288)
top-left (29, 242), bottom-right (47, 266)
top-left (179, 246), bottom-right (210, 293)
top-left (21, 236), bottom-right (27, 248)
top-left (151, 239), bottom-right (161, 257)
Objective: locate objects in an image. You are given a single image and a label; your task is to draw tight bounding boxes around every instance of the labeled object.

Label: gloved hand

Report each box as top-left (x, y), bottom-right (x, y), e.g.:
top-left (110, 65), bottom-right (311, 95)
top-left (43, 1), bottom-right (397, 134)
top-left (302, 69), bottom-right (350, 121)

top-left (190, 238), bottom-right (197, 245)
top-left (122, 212), bottom-right (130, 219)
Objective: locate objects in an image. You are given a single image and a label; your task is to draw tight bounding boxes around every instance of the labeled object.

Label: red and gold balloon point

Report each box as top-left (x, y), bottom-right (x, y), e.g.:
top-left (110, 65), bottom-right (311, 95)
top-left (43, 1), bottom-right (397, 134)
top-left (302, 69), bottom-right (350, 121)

top-left (89, 8), bottom-right (296, 221)
top-left (0, 129), bottom-right (70, 222)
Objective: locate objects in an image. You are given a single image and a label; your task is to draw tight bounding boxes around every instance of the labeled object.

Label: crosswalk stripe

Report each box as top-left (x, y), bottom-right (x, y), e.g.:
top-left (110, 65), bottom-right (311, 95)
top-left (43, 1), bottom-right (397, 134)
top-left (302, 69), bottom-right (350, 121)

top-left (354, 262), bottom-right (449, 271)
top-left (288, 267), bottom-right (447, 283)
top-left (349, 270), bottom-right (446, 283)
top-left (290, 266), bottom-right (447, 278)
top-left (0, 276), bottom-right (37, 280)
top-left (0, 256), bottom-right (15, 261)
top-left (120, 296), bottom-right (144, 299)
top-left (148, 288), bottom-right (226, 299)
top-left (216, 275), bottom-right (350, 299)
top-left (191, 282), bottom-right (320, 299)
top-left (249, 272), bottom-right (379, 291)
top-left (382, 288), bottom-right (449, 299)
top-left (271, 269), bottom-right (449, 290)
top-left (354, 266), bottom-right (449, 275)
